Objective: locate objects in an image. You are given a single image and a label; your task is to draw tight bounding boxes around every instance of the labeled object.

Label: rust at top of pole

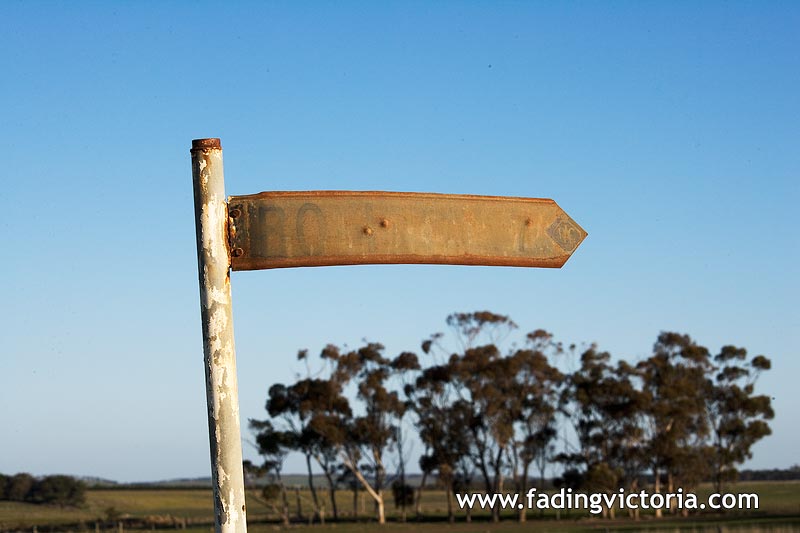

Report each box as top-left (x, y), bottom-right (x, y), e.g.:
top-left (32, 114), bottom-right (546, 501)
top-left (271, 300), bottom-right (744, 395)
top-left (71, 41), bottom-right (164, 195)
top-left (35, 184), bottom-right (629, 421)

top-left (192, 138), bottom-right (222, 150)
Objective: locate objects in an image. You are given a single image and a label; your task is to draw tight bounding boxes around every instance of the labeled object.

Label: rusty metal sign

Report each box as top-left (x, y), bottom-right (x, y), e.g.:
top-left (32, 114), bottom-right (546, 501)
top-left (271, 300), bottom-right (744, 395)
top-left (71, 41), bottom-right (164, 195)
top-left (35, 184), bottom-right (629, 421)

top-left (227, 190), bottom-right (587, 271)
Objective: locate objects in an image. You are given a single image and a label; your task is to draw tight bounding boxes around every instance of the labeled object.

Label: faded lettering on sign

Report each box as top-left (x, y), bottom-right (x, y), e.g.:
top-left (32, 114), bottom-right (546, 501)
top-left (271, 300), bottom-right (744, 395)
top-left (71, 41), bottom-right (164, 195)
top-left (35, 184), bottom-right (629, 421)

top-left (228, 191), bottom-right (586, 270)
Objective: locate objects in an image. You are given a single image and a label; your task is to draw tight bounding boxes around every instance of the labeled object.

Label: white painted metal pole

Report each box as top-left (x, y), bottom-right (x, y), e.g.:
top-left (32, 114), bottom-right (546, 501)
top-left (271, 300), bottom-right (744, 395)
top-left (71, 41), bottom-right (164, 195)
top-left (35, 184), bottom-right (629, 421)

top-left (190, 138), bottom-right (248, 532)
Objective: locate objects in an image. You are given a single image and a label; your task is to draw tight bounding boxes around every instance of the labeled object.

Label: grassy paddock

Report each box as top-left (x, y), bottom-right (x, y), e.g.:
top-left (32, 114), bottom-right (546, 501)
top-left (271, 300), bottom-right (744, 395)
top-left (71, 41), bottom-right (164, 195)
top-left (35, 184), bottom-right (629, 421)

top-left (1, 481), bottom-right (799, 530)
top-left (244, 516), bottom-right (800, 533)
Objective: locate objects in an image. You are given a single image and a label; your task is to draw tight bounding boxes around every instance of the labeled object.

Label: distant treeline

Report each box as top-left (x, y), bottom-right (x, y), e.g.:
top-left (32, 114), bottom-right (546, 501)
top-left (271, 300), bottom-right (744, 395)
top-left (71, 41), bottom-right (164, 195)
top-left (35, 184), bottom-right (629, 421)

top-left (738, 466), bottom-right (800, 481)
top-left (80, 467), bottom-right (799, 492)
top-left (248, 311), bottom-right (775, 525)
top-left (0, 472), bottom-right (85, 507)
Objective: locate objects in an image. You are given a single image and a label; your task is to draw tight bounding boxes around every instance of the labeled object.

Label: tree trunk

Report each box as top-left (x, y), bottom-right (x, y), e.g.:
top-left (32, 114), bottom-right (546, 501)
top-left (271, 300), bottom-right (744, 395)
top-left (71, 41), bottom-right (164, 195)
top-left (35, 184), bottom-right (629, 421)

top-left (415, 471), bottom-right (428, 520)
top-left (653, 466), bottom-right (662, 519)
top-left (344, 457), bottom-right (387, 524)
top-left (280, 489), bottom-right (290, 525)
top-left (397, 425), bottom-right (408, 523)
top-left (667, 471), bottom-right (676, 515)
top-left (518, 463), bottom-right (529, 522)
top-left (539, 458), bottom-right (547, 489)
top-left (446, 479), bottom-right (454, 523)
top-left (306, 453), bottom-right (320, 521)
top-left (377, 490), bottom-right (386, 524)
top-left (629, 478), bottom-right (640, 520)
top-left (473, 431), bottom-right (493, 497)
top-left (538, 457), bottom-right (548, 518)
top-left (295, 487), bottom-right (303, 521)
top-left (323, 469), bottom-right (338, 521)
top-left (276, 470), bottom-right (290, 526)
top-left (491, 448), bottom-right (504, 523)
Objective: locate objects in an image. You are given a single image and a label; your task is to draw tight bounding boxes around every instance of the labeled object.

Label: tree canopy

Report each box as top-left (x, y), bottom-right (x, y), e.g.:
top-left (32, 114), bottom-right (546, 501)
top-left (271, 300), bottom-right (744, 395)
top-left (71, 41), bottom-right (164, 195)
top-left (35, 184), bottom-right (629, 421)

top-left (249, 311), bottom-right (774, 524)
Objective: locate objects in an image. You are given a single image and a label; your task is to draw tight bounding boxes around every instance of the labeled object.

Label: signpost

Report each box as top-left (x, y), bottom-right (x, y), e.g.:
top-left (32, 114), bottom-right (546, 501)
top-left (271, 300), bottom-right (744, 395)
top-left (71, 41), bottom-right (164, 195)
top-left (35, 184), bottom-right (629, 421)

top-left (191, 138), bottom-right (587, 532)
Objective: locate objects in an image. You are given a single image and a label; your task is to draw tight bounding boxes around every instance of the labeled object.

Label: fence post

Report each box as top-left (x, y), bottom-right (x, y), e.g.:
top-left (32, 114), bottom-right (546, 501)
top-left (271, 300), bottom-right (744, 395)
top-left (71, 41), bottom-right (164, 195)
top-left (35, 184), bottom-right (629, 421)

top-left (191, 138), bottom-right (247, 532)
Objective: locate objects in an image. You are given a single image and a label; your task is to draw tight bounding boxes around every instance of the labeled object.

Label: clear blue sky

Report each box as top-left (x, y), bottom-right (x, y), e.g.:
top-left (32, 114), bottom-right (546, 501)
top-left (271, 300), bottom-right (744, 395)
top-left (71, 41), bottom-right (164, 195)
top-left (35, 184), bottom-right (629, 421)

top-left (1, 2), bottom-right (797, 482)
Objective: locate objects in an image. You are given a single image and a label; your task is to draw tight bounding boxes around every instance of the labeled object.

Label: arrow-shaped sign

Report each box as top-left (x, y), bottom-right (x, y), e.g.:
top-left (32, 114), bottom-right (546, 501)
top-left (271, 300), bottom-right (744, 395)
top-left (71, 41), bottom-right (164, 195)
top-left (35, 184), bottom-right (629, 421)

top-left (227, 190), bottom-right (586, 271)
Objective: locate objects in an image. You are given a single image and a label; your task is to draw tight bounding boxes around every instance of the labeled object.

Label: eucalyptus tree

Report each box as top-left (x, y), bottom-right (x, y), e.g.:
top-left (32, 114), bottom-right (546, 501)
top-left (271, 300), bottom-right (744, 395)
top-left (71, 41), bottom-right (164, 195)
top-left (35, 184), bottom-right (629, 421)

top-left (637, 332), bottom-right (712, 517)
top-left (4, 473), bottom-right (35, 502)
top-left (318, 342), bottom-right (418, 524)
top-left (264, 380), bottom-right (324, 521)
top-left (259, 347), bottom-right (353, 523)
top-left (558, 346), bottom-right (643, 518)
top-left (706, 346), bottom-right (773, 493)
top-left (409, 358), bottom-right (472, 523)
top-left (444, 312), bottom-right (521, 522)
top-left (390, 351), bottom-right (421, 522)
top-left (509, 329), bottom-right (564, 522)
top-left (247, 419), bottom-right (294, 525)
top-left (412, 326), bottom-right (468, 516)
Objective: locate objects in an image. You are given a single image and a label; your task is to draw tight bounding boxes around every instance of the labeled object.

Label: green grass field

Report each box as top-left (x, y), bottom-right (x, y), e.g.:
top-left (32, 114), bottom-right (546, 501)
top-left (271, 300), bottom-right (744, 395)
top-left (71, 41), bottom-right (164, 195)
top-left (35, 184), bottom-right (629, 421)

top-left (1, 482), bottom-right (799, 532)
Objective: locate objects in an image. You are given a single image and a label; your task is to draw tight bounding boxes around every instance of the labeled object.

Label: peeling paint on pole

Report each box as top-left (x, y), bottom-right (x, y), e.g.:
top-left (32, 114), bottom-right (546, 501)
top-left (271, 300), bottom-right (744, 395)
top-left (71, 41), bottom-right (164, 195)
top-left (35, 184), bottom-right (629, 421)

top-left (191, 138), bottom-right (248, 533)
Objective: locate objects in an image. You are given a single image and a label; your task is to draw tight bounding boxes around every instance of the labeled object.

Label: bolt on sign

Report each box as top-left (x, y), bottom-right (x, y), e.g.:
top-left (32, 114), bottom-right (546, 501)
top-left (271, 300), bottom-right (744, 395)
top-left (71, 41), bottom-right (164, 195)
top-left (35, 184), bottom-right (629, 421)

top-left (190, 138), bottom-right (586, 533)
